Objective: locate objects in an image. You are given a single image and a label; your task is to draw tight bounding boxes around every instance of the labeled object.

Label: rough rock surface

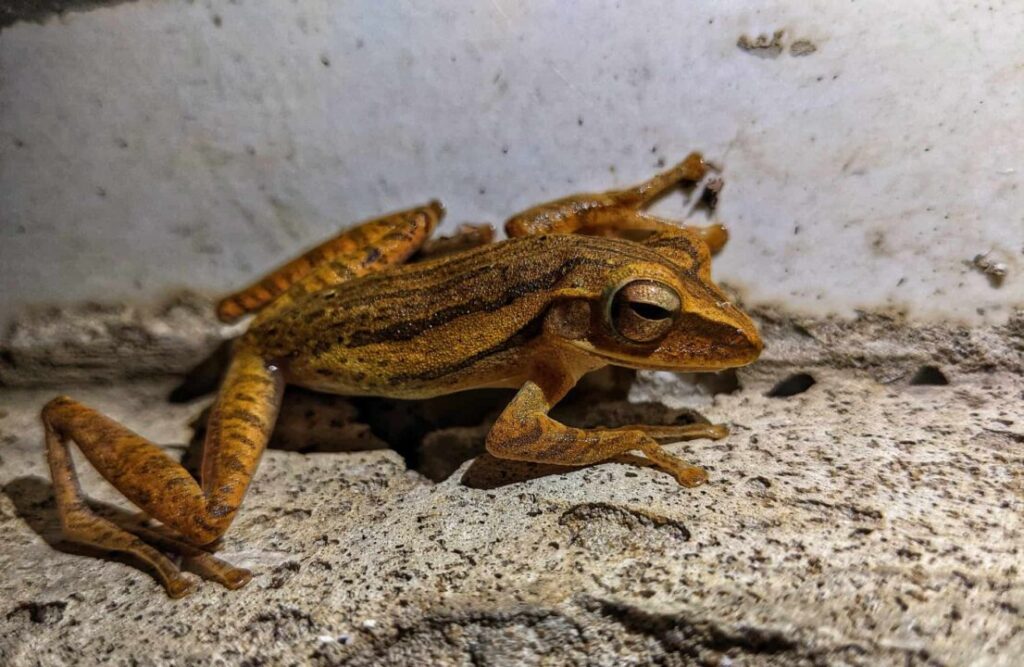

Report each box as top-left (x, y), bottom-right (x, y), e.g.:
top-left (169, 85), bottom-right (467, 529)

top-left (0, 304), bottom-right (1022, 666)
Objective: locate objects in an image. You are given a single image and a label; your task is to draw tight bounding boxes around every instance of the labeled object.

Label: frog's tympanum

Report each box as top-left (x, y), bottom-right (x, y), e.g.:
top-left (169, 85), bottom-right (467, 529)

top-left (41, 154), bottom-right (762, 596)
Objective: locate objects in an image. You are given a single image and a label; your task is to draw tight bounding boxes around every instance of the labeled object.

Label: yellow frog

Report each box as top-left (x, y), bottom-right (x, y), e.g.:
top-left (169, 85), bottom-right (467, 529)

top-left (41, 153), bottom-right (762, 597)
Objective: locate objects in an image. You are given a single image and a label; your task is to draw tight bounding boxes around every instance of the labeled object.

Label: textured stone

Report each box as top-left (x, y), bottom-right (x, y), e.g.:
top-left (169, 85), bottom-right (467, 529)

top-left (0, 293), bottom-right (228, 387)
top-left (0, 313), bottom-right (1021, 665)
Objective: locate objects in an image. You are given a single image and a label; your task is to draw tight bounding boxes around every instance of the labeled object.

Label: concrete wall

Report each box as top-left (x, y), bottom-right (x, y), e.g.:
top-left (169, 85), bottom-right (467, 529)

top-left (1, 0), bottom-right (1021, 327)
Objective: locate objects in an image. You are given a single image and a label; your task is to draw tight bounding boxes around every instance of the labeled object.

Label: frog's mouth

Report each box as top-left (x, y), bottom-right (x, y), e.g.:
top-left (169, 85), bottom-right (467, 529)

top-left (562, 338), bottom-right (759, 373)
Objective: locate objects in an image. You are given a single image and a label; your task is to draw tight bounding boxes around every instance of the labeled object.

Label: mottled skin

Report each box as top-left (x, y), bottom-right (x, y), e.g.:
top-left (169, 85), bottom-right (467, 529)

top-left (41, 153), bottom-right (762, 597)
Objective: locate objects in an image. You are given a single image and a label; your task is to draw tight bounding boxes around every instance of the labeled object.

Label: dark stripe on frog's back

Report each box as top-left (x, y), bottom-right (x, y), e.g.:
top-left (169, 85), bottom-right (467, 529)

top-left (249, 234), bottom-right (691, 390)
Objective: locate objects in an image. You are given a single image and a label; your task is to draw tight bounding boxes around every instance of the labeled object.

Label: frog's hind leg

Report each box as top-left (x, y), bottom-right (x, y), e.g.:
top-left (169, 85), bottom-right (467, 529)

top-left (217, 201), bottom-right (445, 322)
top-left (505, 153), bottom-right (706, 237)
top-left (41, 344), bottom-right (283, 597)
top-left (606, 152), bottom-right (708, 209)
top-left (504, 154), bottom-right (728, 255)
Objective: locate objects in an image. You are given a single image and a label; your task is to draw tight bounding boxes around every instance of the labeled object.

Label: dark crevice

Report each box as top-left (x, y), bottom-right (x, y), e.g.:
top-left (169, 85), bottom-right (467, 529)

top-left (909, 365), bottom-right (949, 386)
top-left (699, 368), bottom-right (741, 395)
top-left (168, 340), bottom-right (233, 403)
top-left (766, 372), bottom-right (816, 397)
top-left (5, 600), bottom-right (67, 625)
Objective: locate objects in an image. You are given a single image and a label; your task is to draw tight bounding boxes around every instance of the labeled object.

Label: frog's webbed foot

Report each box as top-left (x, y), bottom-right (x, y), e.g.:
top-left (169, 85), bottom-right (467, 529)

top-left (503, 152), bottom-right (727, 255)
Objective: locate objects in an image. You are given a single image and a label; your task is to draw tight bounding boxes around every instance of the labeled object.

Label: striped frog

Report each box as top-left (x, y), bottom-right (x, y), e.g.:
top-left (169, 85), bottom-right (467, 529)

top-left (41, 153), bottom-right (762, 596)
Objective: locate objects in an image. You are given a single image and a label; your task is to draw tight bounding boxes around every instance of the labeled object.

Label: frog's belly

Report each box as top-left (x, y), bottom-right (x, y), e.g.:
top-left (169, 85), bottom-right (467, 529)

top-left (282, 345), bottom-right (529, 400)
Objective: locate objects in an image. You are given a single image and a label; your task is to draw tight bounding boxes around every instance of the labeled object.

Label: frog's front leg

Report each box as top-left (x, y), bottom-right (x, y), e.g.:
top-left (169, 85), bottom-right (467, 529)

top-left (41, 344), bottom-right (283, 597)
top-left (486, 366), bottom-right (718, 487)
top-left (504, 153), bottom-right (727, 254)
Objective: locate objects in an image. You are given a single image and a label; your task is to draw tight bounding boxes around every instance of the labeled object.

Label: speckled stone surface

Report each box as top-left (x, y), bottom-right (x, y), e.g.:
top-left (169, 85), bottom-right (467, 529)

top-left (0, 312), bottom-right (1021, 665)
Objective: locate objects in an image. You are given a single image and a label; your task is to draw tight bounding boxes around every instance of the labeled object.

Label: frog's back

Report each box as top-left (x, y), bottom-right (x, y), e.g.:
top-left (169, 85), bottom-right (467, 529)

top-left (248, 234), bottom-right (673, 398)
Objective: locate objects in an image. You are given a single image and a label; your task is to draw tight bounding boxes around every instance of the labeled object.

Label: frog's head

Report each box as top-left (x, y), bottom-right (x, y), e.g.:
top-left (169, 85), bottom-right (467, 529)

top-left (547, 232), bottom-right (763, 372)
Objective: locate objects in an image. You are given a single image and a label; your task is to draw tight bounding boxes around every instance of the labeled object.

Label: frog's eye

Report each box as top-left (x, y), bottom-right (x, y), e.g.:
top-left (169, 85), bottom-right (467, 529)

top-left (607, 280), bottom-right (681, 343)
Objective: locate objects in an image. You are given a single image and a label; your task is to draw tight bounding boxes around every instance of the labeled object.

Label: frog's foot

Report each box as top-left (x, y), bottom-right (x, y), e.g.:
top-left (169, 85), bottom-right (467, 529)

top-left (55, 503), bottom-right (198, 598)
top-left (639, 446), bottom-right (709, 487)
top-left (41, 346), bottom-right (281, 597)
top-left (506, 155), bottom-right (706, 238)
top-left (595, 422), bottom-right (729, 443)
top-left (613, 152), bottom-right (708, 208)
top-left (55, 509), bottom-right (251, 598)
top-left (591, 423), bottom-right (723, 486)
top-left (125, 523), bottom-right (252, 592)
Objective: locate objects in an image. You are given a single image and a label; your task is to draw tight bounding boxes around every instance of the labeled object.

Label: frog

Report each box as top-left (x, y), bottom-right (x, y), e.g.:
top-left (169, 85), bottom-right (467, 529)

top-left (40, 153), bottom-right (763, 597)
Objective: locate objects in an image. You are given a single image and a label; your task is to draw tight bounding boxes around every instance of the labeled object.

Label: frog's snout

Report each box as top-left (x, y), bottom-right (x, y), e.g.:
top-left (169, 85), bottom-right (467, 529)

top-left (721, 303), bottom-right (763, 366)
top-left (742, 327), bottom-right (765, 361)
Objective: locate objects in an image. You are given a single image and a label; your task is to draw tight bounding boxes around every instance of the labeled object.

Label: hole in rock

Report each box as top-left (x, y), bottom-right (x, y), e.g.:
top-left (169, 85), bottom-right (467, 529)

top-left (909, 365), bottom-right (949, 386)
top-left (700, 368), bottom-right (741, 396)
top-left (766, 372), bottom-right (816, 398)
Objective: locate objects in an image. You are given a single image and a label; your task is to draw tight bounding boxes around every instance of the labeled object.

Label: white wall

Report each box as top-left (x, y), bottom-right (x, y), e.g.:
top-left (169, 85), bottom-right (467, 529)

top-left (1, 0), bottom-right (1021, 326)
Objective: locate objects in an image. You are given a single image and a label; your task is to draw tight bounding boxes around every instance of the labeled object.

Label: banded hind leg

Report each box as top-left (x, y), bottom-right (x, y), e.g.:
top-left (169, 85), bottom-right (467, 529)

top-left (504, 153), bottom-right (728, 255)
top-left (217, 201), bottom-right (446, 323)
top-left (41, 344), bottom-right (283, 597)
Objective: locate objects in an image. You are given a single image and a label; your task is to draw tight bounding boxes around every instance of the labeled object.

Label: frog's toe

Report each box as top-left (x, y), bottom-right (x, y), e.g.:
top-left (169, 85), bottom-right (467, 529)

top-left (165, 574), bottom-right (197, 599)
top-left (182, 551), bottom-right (253, 591)
top-left (673, 465), bottom-right (709, 487)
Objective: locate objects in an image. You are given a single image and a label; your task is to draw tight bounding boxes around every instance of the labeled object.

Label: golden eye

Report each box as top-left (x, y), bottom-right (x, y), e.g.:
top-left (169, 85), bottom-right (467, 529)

top-left (607, 280), bottom-right (681, 343)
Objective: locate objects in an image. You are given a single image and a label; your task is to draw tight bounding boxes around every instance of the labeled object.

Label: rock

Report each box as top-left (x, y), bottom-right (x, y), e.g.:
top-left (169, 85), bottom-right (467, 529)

top-left (0, 293), bottom-right (227, 387)
top-left (0, 309), bottom-right (1022, 665)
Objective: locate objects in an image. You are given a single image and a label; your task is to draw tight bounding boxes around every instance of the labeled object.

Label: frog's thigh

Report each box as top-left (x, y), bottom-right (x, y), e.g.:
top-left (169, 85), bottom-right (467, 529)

top-left (218, 201), bottom-right (445, 322)
top-left (41, 345), bottom-right (283, 597)
top-left (485, 380), bottom-right (709, 487)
